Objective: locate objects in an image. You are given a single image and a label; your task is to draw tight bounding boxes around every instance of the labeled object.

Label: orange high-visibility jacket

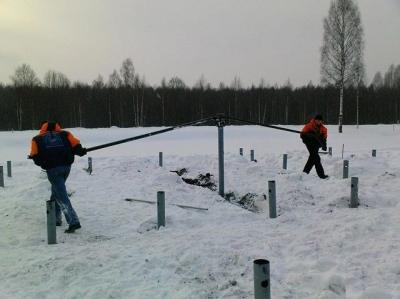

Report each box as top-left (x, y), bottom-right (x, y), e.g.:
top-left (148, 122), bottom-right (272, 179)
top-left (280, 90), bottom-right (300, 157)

top-left (30, 122), bottom-right (81, 157)
top-left (301, 119), bottom-right (327, 140)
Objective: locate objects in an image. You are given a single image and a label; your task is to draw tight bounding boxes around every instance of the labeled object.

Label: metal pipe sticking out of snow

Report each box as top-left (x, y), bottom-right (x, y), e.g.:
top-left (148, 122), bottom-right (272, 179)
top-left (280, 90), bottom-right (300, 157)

top-left (157, 191), bottom-right (165, 229)
top-left (7, 161), bottom-right (12, 177)
top-left (88, 157), bottom-right (93, 175)
top-left (159, 152), bottom-right (163, 167)
top-left (343, 160), bottom-right (349, 179)
top-left (253, 259), bottom-right (271, 299)
top-left (350, 177), bottom-right (359, 208)
top-left (268, 181), bottom-right (277, 218)
top-left (283, 154), bottom-right (288, 170)
top-left (46, 200), bottom-right (57, 245)
top-left (217, 116), bottom-right (225, 197)
top-left (0, 166), bottom-right (4, 187)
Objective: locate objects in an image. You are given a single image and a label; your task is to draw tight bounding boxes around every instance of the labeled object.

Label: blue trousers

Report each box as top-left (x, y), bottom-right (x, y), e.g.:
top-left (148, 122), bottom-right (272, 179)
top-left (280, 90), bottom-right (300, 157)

top-left (47, 165), bottom-right (80, 226)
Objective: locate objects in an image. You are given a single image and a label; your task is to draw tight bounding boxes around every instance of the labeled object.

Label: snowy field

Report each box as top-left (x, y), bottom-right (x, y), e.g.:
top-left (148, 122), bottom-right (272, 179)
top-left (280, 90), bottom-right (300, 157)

top-left (1, 124), bottom-right (400, 299)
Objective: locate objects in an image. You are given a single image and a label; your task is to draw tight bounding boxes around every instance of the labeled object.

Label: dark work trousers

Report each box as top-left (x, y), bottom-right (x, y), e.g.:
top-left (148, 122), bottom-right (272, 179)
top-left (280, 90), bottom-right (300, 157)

top-left (303, 142), bottom-right (326, 178)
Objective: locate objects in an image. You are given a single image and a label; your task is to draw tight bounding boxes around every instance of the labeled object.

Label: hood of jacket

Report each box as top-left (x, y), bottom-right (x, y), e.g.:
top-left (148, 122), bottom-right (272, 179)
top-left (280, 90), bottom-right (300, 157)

top-left (39, 122), bottom-right (62, 135)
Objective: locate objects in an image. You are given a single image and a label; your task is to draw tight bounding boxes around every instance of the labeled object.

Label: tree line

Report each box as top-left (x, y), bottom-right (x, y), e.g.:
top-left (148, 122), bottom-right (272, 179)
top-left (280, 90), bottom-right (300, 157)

top-left (2, 0), bottom-right (399, 131)
top-left (0, 60), bottom-right (399, 131)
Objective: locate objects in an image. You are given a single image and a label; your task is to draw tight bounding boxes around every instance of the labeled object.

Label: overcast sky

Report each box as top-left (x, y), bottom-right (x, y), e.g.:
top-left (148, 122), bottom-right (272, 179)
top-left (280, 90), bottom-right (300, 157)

top-left (1, 0), bottom-right (399, 87)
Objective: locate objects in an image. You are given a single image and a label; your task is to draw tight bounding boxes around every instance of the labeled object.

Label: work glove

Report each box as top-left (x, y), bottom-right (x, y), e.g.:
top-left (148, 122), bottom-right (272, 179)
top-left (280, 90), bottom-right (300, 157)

top-left (74, 144), bottom-right (88, 156)
top-left (79, 147), bottom-right (88, 157)
top-left (28, 154), bottom-right (42, 167)
top-left (321, 139), bottom-right (327, 151)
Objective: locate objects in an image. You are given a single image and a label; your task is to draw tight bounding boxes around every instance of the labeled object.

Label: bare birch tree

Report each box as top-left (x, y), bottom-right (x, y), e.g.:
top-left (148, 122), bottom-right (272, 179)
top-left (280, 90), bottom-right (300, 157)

top-left (43, 70), bottom-right (70, 88)
top-left (120, 58), bottom-right (135, 88)
top-left (231, 76), bottom-right (242, 118)
top-left (10, 64), bottom-right (41, 129)
top-left (92, 75), bottom-right (105, 88)
top-left (354, 62), bottom-right (365, 128)
top-left (194, 74), bottom-right (208, 118)
top-left (11, 64), bottom-right (40, 87)
top-left (395, 65), bottom-right (400, 88)
top-left (120, 58), bottom-right (136, 126)
top-left (108, 70), bottom-right (122, 88)
top-left (168, 76), bottom-right (186, 89)
top-left (384, 64), bottom-right (396, 88)
top-left (371, 72), bottom-right (383, 89)
top-left (320, 0), bottom-right (364, 132)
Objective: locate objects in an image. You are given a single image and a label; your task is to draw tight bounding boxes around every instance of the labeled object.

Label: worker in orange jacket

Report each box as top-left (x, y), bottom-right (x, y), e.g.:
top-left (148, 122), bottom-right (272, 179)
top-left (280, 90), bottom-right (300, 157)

top-left (29, 121), bottom-right (87, 233)
top-left (300, 114), bottom-right (328, 179)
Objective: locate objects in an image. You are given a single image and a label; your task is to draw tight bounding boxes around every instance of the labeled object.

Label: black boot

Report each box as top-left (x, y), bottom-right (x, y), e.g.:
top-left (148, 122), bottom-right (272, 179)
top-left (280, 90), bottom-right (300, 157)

top-left (65, 223), bottom-right (81, 233)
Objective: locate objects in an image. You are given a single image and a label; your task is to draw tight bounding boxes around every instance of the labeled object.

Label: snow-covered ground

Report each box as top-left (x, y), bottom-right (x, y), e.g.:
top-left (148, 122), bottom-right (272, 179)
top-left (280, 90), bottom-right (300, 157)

top-left (1, 125), bottom-right (400, 299)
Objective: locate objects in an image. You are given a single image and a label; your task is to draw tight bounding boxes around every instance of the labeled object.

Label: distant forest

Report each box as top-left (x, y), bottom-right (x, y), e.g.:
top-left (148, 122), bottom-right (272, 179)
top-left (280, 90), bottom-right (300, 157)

top-left (0, 60), bottom-right (399, 130)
